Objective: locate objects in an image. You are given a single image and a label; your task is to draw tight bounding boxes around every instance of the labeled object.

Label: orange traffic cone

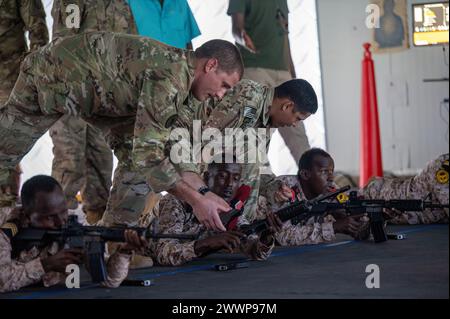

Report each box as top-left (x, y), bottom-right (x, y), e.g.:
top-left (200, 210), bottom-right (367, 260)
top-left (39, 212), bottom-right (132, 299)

top-left (360, 43), bottom-right (383, 187)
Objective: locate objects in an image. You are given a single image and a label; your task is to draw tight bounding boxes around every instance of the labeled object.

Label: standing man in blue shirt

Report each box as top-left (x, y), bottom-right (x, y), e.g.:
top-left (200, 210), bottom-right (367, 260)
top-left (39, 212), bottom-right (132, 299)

top-left (128, 0), bottom-right (201, 49)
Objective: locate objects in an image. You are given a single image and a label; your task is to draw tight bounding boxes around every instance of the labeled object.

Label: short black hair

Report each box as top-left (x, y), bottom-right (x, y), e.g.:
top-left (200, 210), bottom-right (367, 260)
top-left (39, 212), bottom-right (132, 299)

top-left (20, 175), bottom-right (63, 210)
top-left (194, 40), bottom-right (244, 78)
top-left (274, 79), bottom-right (318, 114)
top-left (298, 148), bottom-right (333, 171)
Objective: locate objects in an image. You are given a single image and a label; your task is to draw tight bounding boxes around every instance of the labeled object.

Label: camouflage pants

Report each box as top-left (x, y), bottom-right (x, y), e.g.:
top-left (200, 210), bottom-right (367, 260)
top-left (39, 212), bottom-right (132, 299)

top-left (0, 89), bottom-right (11, 108)
top-left (362, 154), bottom-right (449, 224)
top-left (0, 71), bottom-right (61, 207)
top-left (49, 115), bottom-right (113, 211)
top-left (0, 84), bottom-right (22, 197)
top-left (99, 135), bottom-right (152, 227)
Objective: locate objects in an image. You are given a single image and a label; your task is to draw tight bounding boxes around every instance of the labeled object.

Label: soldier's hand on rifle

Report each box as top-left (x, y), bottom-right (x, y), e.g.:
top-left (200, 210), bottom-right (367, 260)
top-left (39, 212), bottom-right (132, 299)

top-left (192, 192), bottom-right (229, 232)
top-left (274, 184), bottom-right (293, 203)
top-left (40, 248), bottom-right (84, 273)
top-left (382, 208), bottom-right (398, 221)
top-left (260, 212), bottom-right (283, 244)
top-left (333, 216), bottom-right (367, 238)
top-left (119, 229), bottom-right (148, 254)
top-left (194, 231), bottom-right (243, 256)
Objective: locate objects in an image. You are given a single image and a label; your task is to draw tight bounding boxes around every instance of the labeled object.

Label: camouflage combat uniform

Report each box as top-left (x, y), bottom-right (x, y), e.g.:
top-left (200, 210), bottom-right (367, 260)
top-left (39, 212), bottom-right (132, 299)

top-left (201, 79), bottom-right (279, 222)
top-left (361, 154), bottom-right (449, 224)
top-left (0, 0), bottom-right (48, 198)
top-left (49, 0), bottom-right (138, 215)
top-left (0, 207), bottom-right (132, 293)
top-left (256, 175), bottom-right (337, 246)
top-left (0, 0), bottom-right (48, 105)
top-left (0, 32), bottom-right (197, 225)
top-left (147, 194), bottom-right (274, 267)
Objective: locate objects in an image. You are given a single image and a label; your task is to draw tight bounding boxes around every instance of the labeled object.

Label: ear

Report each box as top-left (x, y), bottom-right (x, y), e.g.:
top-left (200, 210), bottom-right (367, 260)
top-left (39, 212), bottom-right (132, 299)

top-left (281, 101), bottom-right (295, 112)
top-left (299, 169), bottom-right (310, 181)
top-left (204, 58), bottom-right (219, 73)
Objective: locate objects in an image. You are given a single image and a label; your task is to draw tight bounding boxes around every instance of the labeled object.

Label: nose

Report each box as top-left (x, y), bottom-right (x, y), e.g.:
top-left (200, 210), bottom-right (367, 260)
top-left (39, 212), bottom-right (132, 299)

top-left (215, 89), bottom-right (227, 100)
top-left (327, 172), bottom-right (334, 182)
top-left (224, 175), bottom-right (233, 188)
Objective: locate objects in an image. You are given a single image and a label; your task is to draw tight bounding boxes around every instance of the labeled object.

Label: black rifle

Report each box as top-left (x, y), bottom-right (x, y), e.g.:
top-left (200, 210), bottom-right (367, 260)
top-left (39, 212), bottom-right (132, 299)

top-left (303, 191), bottom-right (450, 243)
top-left (237, 186), bottom-right (351, 236)
top-left (1, 215), bottom-right (198, 283)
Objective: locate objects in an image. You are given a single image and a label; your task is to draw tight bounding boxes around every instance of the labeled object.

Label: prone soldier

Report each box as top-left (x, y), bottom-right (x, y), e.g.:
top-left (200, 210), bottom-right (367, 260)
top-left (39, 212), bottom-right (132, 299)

top-left (256, 148), bottom-right (369, 246)
top-left (361, 153), bottom-right (449, 224)
top-left (146, 157), bottom-right (283, 266)
top-left (0, 175), bottom-right (146, 293)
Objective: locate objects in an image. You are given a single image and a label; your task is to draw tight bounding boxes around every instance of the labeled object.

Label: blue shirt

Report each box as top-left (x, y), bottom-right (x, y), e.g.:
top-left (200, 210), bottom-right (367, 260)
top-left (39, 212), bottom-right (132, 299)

top-left (128, 0), bottom-right (201, 49)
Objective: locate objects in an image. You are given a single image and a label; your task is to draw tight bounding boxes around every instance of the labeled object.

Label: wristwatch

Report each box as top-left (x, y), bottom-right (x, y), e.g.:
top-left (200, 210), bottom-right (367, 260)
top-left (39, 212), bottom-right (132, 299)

top-left (198, 186), bottom-right (211, 195)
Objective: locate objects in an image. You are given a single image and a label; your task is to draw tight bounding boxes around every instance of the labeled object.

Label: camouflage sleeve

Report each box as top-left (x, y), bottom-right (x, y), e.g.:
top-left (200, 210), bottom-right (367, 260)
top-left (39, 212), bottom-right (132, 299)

top-left (133, 71), bottom-right (191, 193)
top-left (259, 174), bottom-right (286, 204)
top-left (275, 215), bottom-right (336, 246)
top-left (101, 251), bottom-right (132, 288)
top-left (239, 234), bottom-right (274, 261)
top-left (361, 154), bottom-right (449, 224)
top-left (0, 207), bottom-right (13, 225)
top-left (20, 0), bottom-right (49, 50)
top-left (148, 197), bottom-right (199, 266)
top-left (0, 231), bottom-right (46, 293)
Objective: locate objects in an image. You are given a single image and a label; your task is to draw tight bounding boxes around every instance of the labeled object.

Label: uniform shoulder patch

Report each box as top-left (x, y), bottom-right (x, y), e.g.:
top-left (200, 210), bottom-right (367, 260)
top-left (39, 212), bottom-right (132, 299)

top-left (241, 106), bottom-right (258, 129)
top-left (243, 106), bottom-right (257, 119)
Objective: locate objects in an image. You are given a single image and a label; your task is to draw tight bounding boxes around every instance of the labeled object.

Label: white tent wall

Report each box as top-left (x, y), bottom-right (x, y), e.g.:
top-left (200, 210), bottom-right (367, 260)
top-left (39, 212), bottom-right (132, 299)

top-left (20, 0), bottom-right (326, 188)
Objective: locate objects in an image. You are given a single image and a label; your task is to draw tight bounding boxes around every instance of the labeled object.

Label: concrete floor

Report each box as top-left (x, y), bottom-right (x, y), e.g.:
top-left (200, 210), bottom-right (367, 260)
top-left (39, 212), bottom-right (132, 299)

top-left (1, 225), bottom-right (448, 299)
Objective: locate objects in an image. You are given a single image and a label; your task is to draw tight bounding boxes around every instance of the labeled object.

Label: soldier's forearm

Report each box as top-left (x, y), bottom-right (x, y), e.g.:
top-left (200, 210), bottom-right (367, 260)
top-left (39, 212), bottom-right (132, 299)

top-left (167, 180), bottom-right (203, 208)
top-left (181, 172), bottom-right (206, 190)
top-left (0, 258), bottom-right (46, 293)
top-left (101, 252), bottom-right (132, 288)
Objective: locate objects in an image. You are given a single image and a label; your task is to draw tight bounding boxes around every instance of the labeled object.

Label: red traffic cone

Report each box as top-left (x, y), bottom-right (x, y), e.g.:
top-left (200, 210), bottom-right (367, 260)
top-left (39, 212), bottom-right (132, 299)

top-left (360, 43), bottom-right (383, 187)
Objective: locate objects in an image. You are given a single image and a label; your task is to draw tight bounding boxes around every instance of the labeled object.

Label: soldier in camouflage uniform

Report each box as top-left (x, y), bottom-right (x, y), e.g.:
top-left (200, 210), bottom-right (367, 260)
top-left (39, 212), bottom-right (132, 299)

top-left (255, 148), bottom-right (369, 246)
top-left (0, 0), bottom-right (48, 197)
top-left (0, 32), bottom-right (243, 232)
top-left (147, 159), bottom-right (282, 267)
top-left (0, 175), bottom-right (146, 293)
top-left (361, 153), bottom-right (449, 224)
top-left (49, 0), bottom-right (138, 224)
